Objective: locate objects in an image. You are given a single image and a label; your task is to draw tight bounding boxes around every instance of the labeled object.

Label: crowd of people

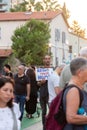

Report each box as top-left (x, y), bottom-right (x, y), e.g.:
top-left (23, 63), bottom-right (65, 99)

top-left (1, 47), bottom-right (87, 130)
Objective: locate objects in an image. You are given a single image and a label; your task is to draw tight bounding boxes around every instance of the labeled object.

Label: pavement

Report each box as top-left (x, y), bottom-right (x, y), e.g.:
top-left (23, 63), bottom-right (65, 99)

top-left (21, 102), bottom-right (43, 130)
top-left (21, 101), bottom-right (49, 130)
top-left (21, 112), bottom-right (42, 130)
top-left (24, 121), bottom-right (42, 130)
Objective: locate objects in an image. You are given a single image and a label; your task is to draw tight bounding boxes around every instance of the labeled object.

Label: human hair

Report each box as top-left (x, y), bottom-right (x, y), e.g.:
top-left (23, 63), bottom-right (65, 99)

top-left (43, 54), bottom-right (50, 59)
top-left (31, 65), bottom-right (35, 71)
top-left (18, 65), bottom-right (25, 71)
top-left (79, 47), bottom-right (87, 58)
top-left (26, 68), bottom-right (36, 82)
top-left (70, 57), bottom-right (87, 75)
top-left (0, 77), bottom-right (14, 108)
top-left (21, 63), bottom-right (26, 67)
top-left (4, 64), bottom-right (11, 70)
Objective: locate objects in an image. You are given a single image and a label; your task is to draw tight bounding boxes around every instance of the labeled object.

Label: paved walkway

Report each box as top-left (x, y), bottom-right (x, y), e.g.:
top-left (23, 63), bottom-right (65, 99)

top-left (21, 102), bottom-right (42, 130)
top-left (24, 121), bottom-right (42, 130)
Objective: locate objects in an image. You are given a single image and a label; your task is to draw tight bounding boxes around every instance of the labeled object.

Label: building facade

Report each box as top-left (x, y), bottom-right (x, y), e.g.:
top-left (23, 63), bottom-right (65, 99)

top-left (0, 11), bottom-right (87, 66)
top-left (0, 0), bottom-right (24, 12)
top-left (0, 0), bottom-right (7, 12)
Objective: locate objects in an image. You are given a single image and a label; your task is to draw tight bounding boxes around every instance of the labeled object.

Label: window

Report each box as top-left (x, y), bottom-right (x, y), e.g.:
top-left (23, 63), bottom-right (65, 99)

top-left (55, 29), bottom-right (60, 41)
top-left (62, 31), bottom-right (66, 43)
top-left (69, 45), bottom-right (72, 53)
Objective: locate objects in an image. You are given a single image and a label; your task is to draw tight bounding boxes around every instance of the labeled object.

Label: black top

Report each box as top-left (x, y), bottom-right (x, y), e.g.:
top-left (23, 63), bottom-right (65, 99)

top-left (63, 85), bottom-right (85, 130)
top-left (14, 74), bottom-right (30, 95)
top-left (5, 72), bottom-right (13, 78)
top-left (40, 80), bottom-right (48, 98)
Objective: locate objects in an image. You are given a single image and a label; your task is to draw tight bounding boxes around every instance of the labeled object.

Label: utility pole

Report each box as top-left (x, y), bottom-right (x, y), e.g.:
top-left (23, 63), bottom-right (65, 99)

top-left (78, 35), bottom-right (80, 55)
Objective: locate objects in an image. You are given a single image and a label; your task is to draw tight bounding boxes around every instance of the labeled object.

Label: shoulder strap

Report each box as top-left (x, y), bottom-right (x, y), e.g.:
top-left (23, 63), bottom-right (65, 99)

top-left (11, 107), bottom-right (18, 130)
top-left (62, 84), bottom-right (83, 107)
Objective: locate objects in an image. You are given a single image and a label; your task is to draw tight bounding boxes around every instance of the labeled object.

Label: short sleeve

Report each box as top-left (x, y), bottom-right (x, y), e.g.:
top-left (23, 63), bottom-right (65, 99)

top-left (25, 75), bottom-right (30, 84)
top-left (53, 75), bottom-right (60, 88)
top-left (59, 65), bottom-right (72, 88)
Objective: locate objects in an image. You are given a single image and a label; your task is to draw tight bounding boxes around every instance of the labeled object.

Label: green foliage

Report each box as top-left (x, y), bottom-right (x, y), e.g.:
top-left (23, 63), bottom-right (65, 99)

top-left (10, 1), bottom-right (28, 12)
top-left (10, 0), bottom-right (61, 12)
top-left (34, 0), bottom-right (61, 11)
top-left (12, 19), bottom-right (50, 65)
top-left (2, 54), bottom-right (21, 73)
top-left (62, 2), bottom-right (70, 19)
top-left (70, 20), bottom-right (86, 38)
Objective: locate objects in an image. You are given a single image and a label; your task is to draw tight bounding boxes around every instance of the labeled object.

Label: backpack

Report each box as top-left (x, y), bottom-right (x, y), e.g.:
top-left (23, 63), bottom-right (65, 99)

top-left (45, 84), bottom-right (83, 130)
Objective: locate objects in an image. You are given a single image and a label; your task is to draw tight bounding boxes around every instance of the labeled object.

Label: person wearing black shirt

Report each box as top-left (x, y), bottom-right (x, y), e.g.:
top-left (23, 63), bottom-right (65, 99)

top-left (38, 55), bottom-right (51, 130)
top-left (14, 65), bottom-right (30, 121)
top-left (3, 64), bottom-right (13, 79)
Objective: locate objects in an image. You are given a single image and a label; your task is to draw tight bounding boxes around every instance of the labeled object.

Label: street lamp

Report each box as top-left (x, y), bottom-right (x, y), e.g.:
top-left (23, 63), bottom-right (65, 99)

top-left (74, 53), bottom-right (77, 58)
top-left (48, 43), bottom-right (51, 55)
top-left (78, 35), bottom-right (80, 55)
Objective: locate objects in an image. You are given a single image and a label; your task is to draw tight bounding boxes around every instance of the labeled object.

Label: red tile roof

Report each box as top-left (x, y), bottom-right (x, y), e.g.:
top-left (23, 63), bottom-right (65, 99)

top-left (0, 10), bottom-right (62, 21)
top-left (0, 49), bottom-right (12, 57)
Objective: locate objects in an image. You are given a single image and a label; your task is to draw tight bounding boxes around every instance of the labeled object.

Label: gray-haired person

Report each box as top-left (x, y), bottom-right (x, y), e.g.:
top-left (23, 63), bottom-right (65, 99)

top-left (63, 57), bottom-right (87, 130)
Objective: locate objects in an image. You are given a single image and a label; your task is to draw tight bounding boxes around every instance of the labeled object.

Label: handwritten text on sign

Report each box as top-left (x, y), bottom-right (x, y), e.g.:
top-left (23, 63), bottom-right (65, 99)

top-left (36, 68), bottom-right (53, 81)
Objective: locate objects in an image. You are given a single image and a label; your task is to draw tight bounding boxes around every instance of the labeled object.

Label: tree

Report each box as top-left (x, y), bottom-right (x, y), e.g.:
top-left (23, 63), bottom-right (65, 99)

top-left (11, 19), bottom-right (50, 66)
top-left (10, 0), bottom-right (61, 12)
top-left (62, 2), bottom-right (70, 20)
top-left (70, 20), bottom-right (86, 38)
top-left (34, 0), bottom-right (61, 11)
top-left (10, 0), bottom-right (28, 12)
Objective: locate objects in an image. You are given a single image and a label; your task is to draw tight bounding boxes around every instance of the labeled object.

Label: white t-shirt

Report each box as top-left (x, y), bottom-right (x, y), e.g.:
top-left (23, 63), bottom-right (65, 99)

top-left (0, 102), bottom-right (21, 130)
top-left (48, 71), bottom-right (60, 103)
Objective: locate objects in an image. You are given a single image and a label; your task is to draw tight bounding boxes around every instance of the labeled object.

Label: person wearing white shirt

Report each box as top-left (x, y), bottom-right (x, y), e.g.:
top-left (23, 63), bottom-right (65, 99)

top-left (48, 64), bottom-right (65, 104)
top-left (0, 77), bottom-right (21, 130)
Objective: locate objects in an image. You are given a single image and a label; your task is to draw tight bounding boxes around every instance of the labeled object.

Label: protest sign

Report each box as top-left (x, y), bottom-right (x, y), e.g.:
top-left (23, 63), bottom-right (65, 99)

top-left (36, 68), bottom-right (53, 81)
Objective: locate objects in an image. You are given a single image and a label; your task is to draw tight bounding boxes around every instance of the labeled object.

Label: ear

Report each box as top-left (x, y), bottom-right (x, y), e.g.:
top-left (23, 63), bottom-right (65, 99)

top-left (77, 69), bottom-right (83, 78)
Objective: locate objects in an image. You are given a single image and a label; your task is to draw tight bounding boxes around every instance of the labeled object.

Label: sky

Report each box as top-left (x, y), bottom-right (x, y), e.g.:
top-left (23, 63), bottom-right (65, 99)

top-left (36, 0), bottom-right (87, 30)
top-left (58, 0), bottom-right (87, 30)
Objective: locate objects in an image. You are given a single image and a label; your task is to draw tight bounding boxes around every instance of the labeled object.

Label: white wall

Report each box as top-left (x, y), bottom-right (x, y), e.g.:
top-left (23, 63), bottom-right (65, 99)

top-left (0, 21), bottom-right (25, 49)
top-left (49, 14), bottom-right (69, 66)
top-left (0, 14), bottom-right (87, 66)
top-left (69, 33), bottom-right (87, 59)
top-left (50, 16), bottom-right (87, 66)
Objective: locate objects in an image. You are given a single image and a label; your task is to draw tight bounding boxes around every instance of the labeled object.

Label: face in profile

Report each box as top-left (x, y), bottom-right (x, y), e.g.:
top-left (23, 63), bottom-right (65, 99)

top-left (3, 66), bottom-right (8, 72)
top-left (0, 82), bottom-right (14, 105)
top-left (81, 68), bottom-right (87, 83)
